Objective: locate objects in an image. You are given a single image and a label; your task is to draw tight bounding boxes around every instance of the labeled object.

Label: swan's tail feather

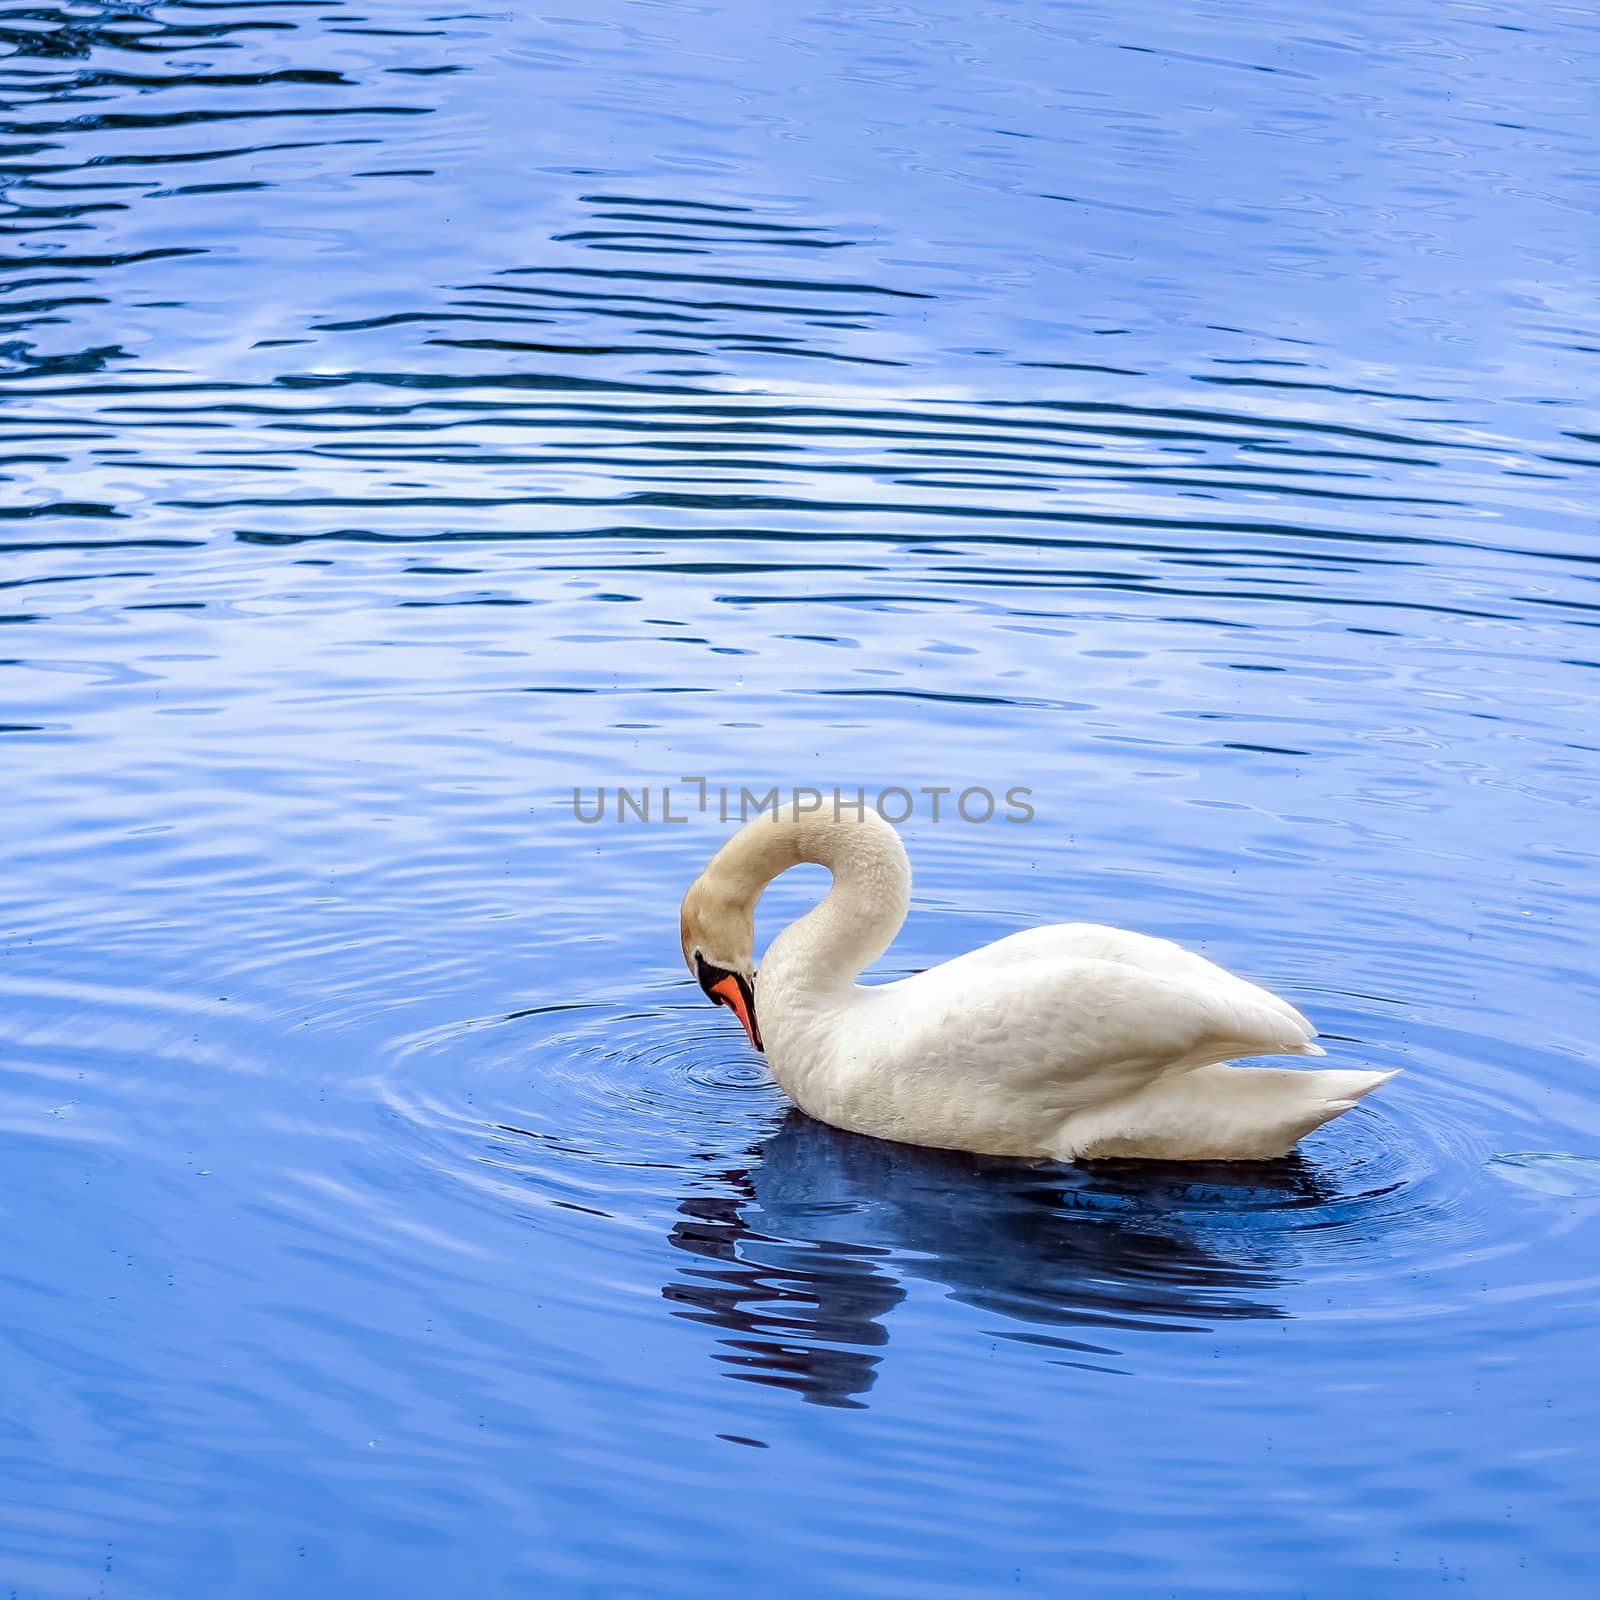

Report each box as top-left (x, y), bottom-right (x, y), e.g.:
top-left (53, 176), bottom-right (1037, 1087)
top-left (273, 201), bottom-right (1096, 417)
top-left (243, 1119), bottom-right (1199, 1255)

top-left (1068, 1065), bottom-right (1399, 1161)
top-left (1266, 1066), bottom-right (1398, 1152)
top-left (1313, 1066), bottom-right (1399, 1109)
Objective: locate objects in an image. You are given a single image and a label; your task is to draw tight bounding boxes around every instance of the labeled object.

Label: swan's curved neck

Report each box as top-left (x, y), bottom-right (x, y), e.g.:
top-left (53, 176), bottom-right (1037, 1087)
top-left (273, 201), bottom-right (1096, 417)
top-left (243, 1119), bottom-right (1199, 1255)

top-left (710, 810), bottom-right (911, 992)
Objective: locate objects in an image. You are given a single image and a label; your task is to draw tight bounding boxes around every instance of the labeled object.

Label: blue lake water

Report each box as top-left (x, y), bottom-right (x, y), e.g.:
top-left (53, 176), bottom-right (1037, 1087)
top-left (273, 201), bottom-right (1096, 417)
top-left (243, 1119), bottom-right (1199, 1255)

top-left (4, 1), bottom-right (1599, 1593)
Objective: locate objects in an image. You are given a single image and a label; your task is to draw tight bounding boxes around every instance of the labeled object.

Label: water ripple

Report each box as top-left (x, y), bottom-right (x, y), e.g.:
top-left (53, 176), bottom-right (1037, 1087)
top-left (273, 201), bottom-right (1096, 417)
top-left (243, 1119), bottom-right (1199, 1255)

top-left (5, 0), bottom-right (1599, 1592)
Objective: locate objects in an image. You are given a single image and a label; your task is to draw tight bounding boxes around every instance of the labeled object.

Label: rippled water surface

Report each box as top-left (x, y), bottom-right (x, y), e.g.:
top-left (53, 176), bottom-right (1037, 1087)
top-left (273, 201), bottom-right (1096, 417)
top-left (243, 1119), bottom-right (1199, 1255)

top-left (5, 1), bottom-right (1599, 1594)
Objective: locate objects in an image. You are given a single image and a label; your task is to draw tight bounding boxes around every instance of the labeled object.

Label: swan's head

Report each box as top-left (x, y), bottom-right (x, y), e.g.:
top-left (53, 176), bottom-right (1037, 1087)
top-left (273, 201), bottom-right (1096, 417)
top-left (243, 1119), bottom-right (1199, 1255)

top-left (679, 873), bottom-right (762, 1051)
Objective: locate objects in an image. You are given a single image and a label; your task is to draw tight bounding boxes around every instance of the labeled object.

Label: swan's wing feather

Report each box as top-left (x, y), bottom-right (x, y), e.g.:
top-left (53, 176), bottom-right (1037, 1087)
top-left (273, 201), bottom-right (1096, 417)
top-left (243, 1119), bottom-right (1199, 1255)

top-left (957, 922), bottom-right (1313, 1034)
top-left (893, 953), bottom-right (1320, 1116)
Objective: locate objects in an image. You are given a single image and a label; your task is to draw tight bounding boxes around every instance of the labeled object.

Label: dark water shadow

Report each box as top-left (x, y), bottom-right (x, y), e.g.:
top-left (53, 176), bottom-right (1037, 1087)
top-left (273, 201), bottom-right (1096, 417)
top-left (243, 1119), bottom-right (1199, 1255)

top-left (665, 1110), bottom-right (1323, 1408)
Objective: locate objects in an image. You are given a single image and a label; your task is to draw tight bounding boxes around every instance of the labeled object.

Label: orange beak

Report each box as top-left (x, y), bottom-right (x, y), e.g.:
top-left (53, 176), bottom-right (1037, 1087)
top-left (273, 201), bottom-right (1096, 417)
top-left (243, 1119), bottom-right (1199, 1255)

top-left (708, 973), bottom-right (762, 1051)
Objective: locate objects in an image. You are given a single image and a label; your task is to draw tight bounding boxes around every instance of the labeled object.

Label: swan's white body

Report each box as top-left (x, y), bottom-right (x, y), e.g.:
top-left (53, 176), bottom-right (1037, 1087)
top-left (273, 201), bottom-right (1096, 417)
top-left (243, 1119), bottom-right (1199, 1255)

top-left (679, 809), bottom-right (1393, 1161)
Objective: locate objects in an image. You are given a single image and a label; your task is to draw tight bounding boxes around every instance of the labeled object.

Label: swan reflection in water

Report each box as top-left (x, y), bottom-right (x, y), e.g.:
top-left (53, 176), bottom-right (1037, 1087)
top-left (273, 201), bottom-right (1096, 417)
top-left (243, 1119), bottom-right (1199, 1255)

top-left (665, 1110), bottom-right (1327, 1409)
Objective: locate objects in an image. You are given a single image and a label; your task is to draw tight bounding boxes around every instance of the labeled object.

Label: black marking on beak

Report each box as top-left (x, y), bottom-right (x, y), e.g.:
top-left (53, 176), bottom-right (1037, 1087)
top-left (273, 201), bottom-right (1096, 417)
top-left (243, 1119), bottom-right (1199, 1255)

top-left (694, 953), bottom-right (763, 1052)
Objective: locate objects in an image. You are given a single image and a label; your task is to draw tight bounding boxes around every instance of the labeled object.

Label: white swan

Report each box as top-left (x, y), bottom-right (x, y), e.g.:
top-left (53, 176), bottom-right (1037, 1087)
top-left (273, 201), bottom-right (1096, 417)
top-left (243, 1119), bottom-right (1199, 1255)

top-left (679, 807), bottom-right (1394, 1161)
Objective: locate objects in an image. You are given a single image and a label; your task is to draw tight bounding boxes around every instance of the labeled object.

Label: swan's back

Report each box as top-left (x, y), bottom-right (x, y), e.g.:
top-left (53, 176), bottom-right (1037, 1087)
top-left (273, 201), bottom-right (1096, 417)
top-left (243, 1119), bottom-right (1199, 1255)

top-left (818, 926), bottom-right (1364, 1160)
top-left (950, 922), bottom-right (1315, 1036)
